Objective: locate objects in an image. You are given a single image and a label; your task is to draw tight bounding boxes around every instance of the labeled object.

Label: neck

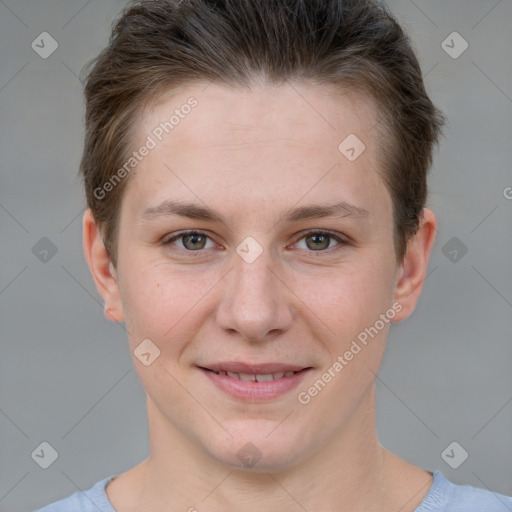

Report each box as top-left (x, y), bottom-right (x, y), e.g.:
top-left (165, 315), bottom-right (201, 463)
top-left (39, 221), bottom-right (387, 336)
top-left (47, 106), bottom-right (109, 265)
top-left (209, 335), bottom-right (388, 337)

top-left (130, 386), bottom-right (402, 512)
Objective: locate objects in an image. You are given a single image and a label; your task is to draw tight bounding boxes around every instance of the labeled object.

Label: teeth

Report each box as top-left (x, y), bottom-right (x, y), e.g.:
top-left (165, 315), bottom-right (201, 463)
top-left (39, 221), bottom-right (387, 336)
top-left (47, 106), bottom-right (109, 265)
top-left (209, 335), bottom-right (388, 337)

top-left (216, 370), bottom-right (297, 381)
top-left (239, 373), bottom-right (256, 382)
top-left (255, 373), bottom-right (274, 382)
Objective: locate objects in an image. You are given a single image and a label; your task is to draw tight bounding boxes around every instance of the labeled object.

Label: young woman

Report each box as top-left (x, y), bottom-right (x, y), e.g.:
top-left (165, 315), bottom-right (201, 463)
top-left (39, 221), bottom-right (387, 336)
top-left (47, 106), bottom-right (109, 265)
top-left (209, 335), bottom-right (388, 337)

top-left (36, 0), bottom-right (512, 510)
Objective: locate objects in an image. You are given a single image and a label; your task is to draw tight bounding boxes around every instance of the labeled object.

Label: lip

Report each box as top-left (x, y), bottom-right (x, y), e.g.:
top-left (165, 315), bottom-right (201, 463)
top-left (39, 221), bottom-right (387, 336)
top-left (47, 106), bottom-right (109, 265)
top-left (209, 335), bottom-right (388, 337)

top-left (198, 363), bottom-right (312, 402)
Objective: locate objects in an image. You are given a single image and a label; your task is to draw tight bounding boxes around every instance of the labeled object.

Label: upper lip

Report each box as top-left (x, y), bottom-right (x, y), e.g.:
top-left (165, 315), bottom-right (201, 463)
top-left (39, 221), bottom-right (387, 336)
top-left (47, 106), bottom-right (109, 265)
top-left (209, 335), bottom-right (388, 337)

top-left (200, 362), bottom-right (310, 374)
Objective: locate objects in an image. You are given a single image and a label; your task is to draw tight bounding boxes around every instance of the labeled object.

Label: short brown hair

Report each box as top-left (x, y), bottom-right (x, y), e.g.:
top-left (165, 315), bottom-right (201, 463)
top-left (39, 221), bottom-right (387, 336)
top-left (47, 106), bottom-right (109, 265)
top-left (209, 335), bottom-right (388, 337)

top-left (80, 0), bottom-right (445, 267)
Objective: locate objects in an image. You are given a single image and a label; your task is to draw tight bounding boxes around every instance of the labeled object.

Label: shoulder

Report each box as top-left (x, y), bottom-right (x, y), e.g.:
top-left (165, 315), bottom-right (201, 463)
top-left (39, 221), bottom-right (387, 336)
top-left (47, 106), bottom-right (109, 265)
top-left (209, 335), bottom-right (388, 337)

top-left (33, 476), bottom-right (116, 512)
top-left (416, 471), bottom-right (512, 512)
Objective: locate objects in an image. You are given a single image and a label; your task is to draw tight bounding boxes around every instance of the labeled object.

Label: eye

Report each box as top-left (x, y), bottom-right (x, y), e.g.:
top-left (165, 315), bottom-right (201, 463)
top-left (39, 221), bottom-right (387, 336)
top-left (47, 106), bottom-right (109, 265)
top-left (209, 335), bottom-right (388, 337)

top-left (161, 229), bottom-right (348, 256)
top-left (162, 230), bottom-right (216, 253)
top-left (293, 230), bottom-right (346, 252)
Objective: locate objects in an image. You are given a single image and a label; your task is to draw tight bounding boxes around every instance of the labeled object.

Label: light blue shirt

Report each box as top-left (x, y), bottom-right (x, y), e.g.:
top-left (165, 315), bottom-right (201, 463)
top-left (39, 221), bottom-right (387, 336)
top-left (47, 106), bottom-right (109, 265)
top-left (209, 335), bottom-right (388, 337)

top-left (35, 471), bottom-right (512, 511)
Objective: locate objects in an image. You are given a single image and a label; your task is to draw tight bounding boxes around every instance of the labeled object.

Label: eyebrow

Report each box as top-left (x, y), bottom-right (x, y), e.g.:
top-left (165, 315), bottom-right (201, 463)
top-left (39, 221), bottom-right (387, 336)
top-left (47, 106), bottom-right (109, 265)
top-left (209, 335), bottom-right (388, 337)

top-left (140, 199), bottom-right (369, 223)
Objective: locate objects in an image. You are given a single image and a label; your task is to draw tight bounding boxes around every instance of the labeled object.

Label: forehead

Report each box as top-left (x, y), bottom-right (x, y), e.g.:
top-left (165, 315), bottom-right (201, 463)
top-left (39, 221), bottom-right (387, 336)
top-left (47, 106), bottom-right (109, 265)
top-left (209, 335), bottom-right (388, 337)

top-left (123, 81), bottom-right (389, 222)
top-left (140, 82), bottom-right (378, 151)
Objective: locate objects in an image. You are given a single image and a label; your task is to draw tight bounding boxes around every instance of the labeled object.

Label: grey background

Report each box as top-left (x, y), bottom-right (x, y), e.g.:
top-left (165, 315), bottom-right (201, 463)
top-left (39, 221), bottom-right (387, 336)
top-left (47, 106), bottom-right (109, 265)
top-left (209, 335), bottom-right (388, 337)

top-left (1, 0), bottom-right (511, 510)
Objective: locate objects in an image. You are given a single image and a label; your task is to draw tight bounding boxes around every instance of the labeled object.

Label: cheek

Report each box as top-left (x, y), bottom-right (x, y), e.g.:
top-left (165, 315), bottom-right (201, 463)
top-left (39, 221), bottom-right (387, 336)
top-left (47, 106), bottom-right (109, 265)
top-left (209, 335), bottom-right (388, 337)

top-left (297, 257), bottom-right (394, 396)
top-left (119, 259), bottom-right (202, 349)
top-left (298, 256), bottom-right (394, 336)
top-left (295, 264), bottom-right (393, 415)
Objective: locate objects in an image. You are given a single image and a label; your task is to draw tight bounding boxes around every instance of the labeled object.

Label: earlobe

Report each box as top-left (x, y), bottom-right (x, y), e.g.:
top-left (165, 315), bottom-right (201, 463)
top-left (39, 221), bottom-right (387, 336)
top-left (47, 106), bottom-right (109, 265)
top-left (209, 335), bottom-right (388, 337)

top-left (83, 209), bottom-right (125, 323)
top-left (391, 208), bottom-right (437, 322)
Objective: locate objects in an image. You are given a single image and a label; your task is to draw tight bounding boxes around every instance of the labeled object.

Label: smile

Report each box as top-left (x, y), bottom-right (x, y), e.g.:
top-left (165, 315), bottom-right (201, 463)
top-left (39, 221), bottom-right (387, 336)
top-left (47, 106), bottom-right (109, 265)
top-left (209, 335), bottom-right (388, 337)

top-left (206, 369), bottom-right (298, 381)
top-left (199, 364), bottom-right (312, 402)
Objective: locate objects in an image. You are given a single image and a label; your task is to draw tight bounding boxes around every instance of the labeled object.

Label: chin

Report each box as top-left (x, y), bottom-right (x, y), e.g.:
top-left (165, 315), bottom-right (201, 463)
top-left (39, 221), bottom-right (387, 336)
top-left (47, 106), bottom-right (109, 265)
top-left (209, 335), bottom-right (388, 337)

top-left (206, 427), bottom-right (306, 473)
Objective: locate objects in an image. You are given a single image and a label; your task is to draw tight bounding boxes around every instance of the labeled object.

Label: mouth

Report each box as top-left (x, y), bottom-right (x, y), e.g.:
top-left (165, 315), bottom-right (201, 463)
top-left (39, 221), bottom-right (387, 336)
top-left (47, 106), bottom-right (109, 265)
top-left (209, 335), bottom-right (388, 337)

top-left (198, 363), bottom-right (312, 401)
top-left (202, 367), bottom-right (302, 381)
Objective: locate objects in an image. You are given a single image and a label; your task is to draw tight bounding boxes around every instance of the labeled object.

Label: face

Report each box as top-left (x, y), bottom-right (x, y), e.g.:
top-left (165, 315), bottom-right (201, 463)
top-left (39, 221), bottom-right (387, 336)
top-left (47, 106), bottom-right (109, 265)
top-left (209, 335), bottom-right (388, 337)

top-left (91, 82), bottom-right (421, 471)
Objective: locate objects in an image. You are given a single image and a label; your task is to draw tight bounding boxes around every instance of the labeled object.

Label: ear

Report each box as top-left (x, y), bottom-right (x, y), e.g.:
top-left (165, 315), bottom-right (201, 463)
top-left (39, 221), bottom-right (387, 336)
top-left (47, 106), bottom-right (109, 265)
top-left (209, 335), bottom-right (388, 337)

top-left (391, 208), bottom-right (437, 322)
top-left (83, 208), bottom-right (124, 322)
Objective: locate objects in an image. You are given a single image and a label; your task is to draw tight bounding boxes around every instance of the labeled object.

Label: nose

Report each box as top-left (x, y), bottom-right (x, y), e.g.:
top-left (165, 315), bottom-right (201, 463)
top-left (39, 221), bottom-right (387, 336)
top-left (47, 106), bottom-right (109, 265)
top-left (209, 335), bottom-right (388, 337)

top-left (215, 245), bottom-right (294, 343)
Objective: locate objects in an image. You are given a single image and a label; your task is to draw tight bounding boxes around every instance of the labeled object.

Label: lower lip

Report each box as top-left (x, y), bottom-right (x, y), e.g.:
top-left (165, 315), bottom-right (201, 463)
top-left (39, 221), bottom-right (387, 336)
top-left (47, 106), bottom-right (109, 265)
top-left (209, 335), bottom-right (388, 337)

top-left (199, 367), bottom-right (311, 402)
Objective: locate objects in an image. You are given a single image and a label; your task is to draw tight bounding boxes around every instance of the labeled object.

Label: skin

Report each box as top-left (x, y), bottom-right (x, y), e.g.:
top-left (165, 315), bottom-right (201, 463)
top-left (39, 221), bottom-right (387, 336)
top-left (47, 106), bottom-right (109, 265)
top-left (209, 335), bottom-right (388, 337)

top-left (84, 82), bottom-right (437, 512)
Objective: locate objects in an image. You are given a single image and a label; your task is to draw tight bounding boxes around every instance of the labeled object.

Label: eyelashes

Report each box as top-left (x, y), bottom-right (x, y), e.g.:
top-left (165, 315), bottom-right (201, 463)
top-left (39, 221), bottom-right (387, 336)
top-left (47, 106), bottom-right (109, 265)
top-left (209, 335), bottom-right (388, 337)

top-left (162, 231), bottom-right (215, 252)
top-left (291, 230), bottom-right (345, 252)
top-left (161, 229), bottom-right (348, 257)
